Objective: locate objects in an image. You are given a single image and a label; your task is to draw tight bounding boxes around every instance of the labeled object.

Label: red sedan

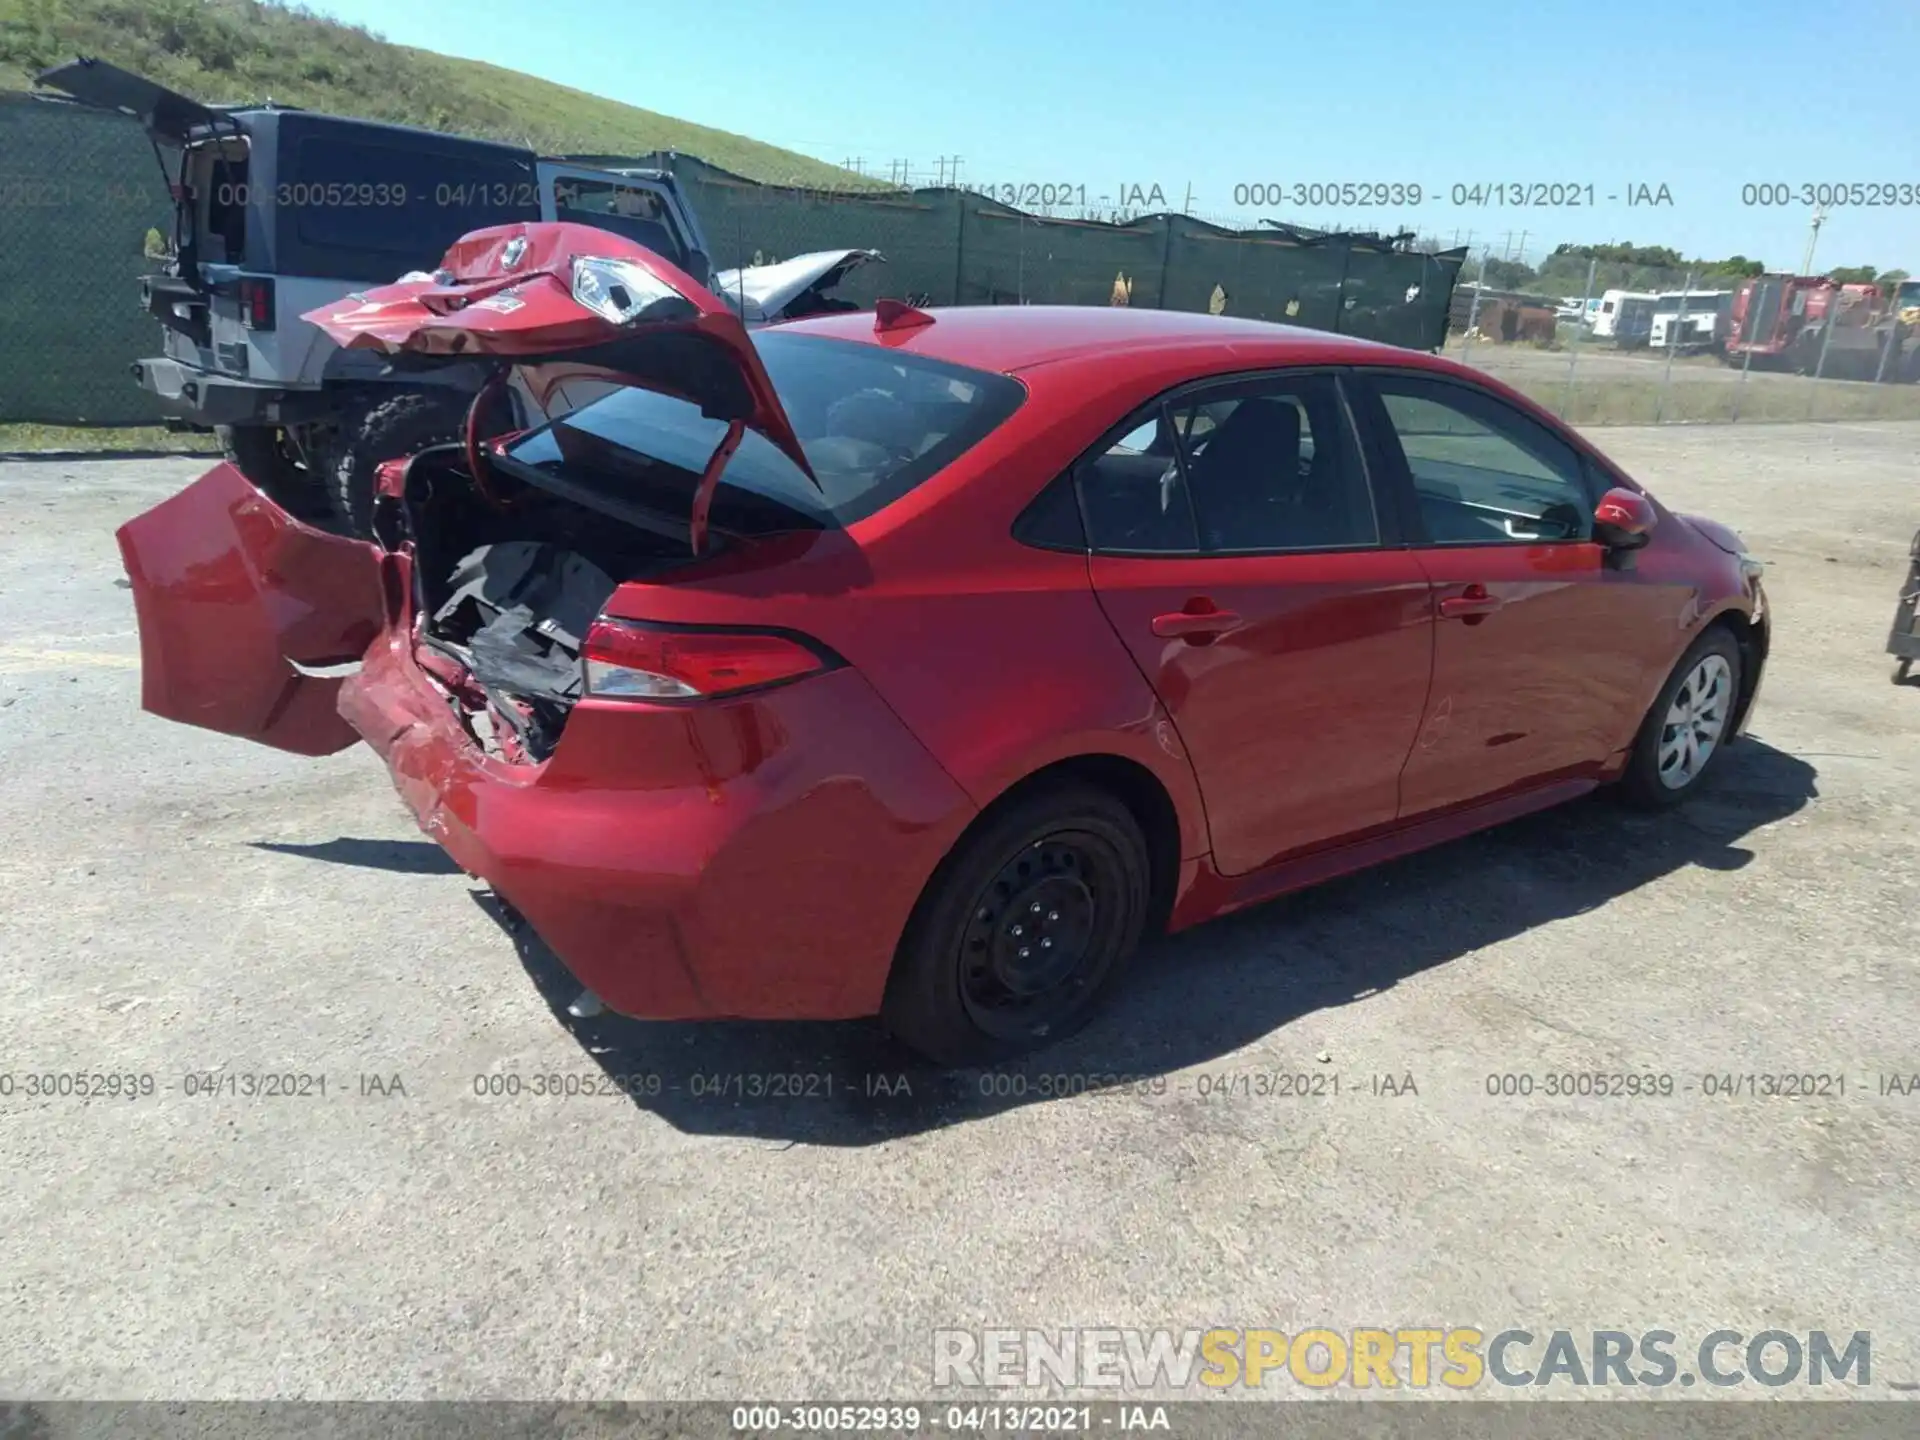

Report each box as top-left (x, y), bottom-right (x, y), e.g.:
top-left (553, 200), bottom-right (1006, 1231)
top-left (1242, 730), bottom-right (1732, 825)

top-left (119, 224), bottom-right (1770, 1065)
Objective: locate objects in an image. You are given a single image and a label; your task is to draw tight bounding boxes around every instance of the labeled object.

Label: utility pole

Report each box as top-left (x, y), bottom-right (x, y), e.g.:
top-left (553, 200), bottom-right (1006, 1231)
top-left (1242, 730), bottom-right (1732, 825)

top-left (1801, 204), bottom-right (1827, 276)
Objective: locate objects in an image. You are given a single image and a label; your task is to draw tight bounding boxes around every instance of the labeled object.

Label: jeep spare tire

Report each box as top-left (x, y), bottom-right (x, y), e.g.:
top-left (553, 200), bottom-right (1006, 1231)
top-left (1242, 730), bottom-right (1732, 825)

top-left (330, 390), bottom-right (470, 538)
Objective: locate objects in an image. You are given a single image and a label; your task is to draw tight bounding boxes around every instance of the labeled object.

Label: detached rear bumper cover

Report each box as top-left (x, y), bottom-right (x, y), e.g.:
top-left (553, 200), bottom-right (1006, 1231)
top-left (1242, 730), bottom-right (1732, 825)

top-left (338, 604), bottom-right (975, 1021)
top-left (117, 462), bottom-right (974, 1022)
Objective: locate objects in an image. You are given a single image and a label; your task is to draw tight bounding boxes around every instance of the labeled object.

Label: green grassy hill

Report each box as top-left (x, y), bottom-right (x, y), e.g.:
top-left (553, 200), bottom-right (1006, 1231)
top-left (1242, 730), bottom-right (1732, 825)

top-left (0, 0), bottom-right (870, 186)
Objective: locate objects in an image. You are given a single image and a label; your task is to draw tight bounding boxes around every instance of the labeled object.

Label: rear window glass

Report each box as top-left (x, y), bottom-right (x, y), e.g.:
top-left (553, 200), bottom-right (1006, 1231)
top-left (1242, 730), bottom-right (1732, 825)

top-left (285, 136), bottom-right (540, 257)
top-left (500, 333), bottom-right (1025, 533)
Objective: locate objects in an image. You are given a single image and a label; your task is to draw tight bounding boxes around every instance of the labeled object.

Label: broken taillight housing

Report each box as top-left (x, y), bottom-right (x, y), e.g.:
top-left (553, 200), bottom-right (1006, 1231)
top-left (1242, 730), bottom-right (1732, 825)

top-left (237, 276), bottom-right (275, 330)
top-left (581, 619), bottom-right (837, 701)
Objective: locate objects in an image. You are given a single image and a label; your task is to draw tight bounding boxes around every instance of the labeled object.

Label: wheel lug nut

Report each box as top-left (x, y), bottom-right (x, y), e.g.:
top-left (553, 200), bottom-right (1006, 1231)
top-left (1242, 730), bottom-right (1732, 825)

top-left (1018, 947), bottom-right (1030, 959)
top-left (1048, 910), bottom-right (1059, 921)
top-left (1030, 902), bottom-right (1042, 914)
top-left (1041, 938), bottom-right (1052, 949)
top-left (1011, 925), bottom-right (1023, 937)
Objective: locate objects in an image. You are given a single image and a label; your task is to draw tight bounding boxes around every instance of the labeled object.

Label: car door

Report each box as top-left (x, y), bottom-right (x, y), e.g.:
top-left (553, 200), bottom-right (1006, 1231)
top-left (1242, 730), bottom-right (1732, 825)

top-left (1085, 371), bottom-right (1435, 877)
top-left (1350, 369), bottom-right (1690, 818)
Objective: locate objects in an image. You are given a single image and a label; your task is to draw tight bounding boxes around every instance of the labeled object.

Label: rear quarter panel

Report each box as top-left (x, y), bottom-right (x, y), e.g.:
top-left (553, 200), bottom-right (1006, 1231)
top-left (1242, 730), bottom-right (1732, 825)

top-left (595, 360), bottom-right (1215, 863)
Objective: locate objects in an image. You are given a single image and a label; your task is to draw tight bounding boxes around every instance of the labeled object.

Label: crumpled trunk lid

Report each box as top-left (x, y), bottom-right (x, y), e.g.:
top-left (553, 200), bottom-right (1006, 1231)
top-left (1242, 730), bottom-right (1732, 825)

top-left (304, 222), bottom-right (818, 486)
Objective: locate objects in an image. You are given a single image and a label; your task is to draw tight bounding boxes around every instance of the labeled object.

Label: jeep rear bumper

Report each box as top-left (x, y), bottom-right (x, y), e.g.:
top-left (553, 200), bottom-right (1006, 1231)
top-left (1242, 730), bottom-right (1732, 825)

top-left (130, 356), bottom-right (309, 427)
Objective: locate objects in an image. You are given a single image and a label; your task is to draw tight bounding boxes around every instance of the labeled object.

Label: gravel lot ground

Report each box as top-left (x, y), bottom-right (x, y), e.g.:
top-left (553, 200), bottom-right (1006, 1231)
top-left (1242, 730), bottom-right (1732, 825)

top-left (1, 425), bottom-right (1917, 1403)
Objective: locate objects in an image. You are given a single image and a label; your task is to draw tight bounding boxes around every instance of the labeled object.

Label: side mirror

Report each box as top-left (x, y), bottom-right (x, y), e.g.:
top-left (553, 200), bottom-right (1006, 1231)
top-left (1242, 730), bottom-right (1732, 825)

top-left (1593, 487), bottom-right (1657, 550)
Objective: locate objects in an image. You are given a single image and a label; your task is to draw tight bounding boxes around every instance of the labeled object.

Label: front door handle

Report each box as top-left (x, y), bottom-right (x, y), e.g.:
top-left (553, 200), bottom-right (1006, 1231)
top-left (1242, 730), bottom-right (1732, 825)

top-left (1151, 602), bottom-right (1242, 641)
top-left (1438, 584), bottom-right (1502, 620)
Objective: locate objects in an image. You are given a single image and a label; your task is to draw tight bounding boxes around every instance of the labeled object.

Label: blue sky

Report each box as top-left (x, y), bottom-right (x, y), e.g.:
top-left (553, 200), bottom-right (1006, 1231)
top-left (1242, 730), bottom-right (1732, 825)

top-left (310, 0), bottom-right (1920, 274)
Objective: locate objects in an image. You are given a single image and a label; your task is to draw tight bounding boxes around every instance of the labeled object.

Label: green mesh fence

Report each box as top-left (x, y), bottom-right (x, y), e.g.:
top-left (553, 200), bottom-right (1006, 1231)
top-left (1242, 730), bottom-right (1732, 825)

top-left (0, 94), bottom-right (175, 425)
top-left (0, 104), bottom-right (1465, 427)
top-left (678, 162), bottom-right (968, 307)
top-left (958, 200), bottom-right (1168, 307)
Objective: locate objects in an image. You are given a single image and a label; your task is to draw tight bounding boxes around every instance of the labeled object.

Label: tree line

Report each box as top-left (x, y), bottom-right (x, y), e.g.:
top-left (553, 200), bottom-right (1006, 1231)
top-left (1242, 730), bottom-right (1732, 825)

top-left (1464, 243), bottom-right (1908, 296)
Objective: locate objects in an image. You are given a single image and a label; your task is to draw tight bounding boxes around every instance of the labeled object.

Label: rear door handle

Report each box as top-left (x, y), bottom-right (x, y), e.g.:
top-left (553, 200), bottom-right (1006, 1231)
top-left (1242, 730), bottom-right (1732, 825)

top-left (1438, 585), bottom-right (1502, 620)
top-left (1151, 606), bottom-right (1242, 640)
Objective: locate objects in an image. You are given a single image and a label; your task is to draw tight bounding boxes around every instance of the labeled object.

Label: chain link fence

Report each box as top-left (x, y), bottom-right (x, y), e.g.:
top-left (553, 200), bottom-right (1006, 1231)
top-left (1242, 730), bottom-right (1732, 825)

top-left (0, 97), bottom-right (1465, 429)
top-left (1445, 241), bottom-right (1920, 427)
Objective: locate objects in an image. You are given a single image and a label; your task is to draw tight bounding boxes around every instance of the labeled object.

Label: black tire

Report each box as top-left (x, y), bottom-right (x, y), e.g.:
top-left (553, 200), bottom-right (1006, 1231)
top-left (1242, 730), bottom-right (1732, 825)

top-left (1618, 627), bottom-right (1743, 810)
top-left (1792, 331), bottom-right (1824, 377)
top-left (328, 389), bottom-right (468, 538)
top-left (881, 783), bottom-right (1152, 1067)
top-left (217, 423), bottom-right (333, 522)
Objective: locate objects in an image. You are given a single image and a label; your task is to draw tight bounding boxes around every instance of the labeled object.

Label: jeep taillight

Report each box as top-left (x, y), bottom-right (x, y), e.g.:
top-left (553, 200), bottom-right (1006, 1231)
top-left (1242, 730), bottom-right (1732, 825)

top-left (582, 620), bottom-right (838, 701)
top-left (238, 277), bottom-right (275, 330)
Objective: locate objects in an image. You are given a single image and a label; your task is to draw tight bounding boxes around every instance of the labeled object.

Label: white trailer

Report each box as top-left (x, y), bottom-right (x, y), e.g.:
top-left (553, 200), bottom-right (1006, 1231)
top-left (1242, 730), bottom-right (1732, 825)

top-left (1648, 290), bottom-right (1733, 350)
top-left (1590, 289), bottom-right (1659, 340)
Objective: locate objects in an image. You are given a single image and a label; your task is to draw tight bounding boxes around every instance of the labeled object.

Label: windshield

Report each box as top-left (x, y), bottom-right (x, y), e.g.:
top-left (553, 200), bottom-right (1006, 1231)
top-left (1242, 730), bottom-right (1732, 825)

top-left (499, 332), bottom-right (1025, 534)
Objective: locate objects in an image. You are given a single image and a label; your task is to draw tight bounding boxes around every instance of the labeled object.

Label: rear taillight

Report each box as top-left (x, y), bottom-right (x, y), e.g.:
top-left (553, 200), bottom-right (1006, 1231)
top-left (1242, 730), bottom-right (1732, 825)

top-left (238, 277), bottom-right (275, 330)
top-left (581, 620), bottom-right (836, 701)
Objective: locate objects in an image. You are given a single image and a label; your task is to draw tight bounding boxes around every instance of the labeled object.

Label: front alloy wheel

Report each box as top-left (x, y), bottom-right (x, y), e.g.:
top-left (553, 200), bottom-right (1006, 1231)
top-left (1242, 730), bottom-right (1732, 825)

top-left (1620, 627), bottom-right (1743, 809)
top-left (1656, 651), bottom-right (1734, 790)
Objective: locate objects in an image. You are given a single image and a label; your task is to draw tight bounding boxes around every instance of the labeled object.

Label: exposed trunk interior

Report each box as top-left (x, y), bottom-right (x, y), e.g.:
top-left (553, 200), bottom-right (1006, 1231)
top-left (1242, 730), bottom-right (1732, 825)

top-left (400, 447), bottom-right (692, 763)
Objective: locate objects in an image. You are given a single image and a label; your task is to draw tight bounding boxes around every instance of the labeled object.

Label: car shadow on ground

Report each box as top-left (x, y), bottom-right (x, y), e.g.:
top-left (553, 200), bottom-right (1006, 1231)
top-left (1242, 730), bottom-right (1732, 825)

top-left (251, 837), bottom-right (465, 874)
top-left (472, 737), bottom-right (1816, 1146)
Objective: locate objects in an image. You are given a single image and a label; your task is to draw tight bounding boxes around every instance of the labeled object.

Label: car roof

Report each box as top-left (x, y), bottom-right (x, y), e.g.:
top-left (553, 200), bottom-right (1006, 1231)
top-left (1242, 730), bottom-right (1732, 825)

top-left (773, 304), bottom-right (1448, 379)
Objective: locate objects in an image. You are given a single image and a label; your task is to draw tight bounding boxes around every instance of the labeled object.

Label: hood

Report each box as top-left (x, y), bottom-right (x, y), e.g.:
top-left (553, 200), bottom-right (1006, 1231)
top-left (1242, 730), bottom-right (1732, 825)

top-left (304, 221), bottom-right (815, 485)
top-left (1679, 513), bottom-right (1747, 556)
top-left (710, 249), bottom-right (885, 323)
top-left (35, 56), bottom-right (223, 142)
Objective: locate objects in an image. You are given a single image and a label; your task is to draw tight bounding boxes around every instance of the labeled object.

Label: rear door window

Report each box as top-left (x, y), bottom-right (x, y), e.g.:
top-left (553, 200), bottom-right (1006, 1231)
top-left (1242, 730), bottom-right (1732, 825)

top-left (1074, 374), bottom-right (1378, 556)
top-left (1075, 407), bottom-right (1197, 553)
top-left (1173, 374), bottom-right (1377, 553)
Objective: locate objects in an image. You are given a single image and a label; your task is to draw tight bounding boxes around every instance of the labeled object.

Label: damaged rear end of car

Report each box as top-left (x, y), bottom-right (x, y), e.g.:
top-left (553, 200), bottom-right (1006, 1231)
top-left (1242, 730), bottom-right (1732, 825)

top-left (115, 222), bottom-right (1014, 1023)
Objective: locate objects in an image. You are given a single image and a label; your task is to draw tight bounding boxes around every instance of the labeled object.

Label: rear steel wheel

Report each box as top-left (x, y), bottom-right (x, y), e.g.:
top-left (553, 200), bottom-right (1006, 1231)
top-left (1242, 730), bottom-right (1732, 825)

top-left (882, 784), bottom-right (1150, 1066)
top-left (957, 833), bottom-right (1128, 1042)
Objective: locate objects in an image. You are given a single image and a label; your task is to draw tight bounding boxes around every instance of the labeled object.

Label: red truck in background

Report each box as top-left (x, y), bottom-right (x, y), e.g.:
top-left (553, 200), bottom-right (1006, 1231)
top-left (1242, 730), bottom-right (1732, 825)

top-left (1723, 273), bottom-right (1920, 381)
